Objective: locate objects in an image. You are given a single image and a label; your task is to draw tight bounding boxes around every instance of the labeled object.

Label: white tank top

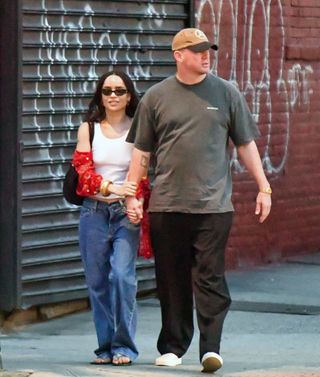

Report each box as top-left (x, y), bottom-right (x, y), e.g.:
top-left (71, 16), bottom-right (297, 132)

top-left (92, 122), bottom-right (133, 200)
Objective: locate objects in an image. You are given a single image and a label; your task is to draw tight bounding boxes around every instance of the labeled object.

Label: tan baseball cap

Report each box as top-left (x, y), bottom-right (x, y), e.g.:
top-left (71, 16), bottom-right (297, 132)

top-left (172, 28), bottom-right (218, 52)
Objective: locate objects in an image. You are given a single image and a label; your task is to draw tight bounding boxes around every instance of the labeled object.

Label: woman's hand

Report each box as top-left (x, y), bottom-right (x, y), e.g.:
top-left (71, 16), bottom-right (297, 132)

top-left (110, 181), bottom-right (138, 197)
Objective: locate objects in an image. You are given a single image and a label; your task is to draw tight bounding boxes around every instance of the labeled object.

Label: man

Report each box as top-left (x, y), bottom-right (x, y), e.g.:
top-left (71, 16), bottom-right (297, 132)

top-left (125, 28), bottom-right (271, 373)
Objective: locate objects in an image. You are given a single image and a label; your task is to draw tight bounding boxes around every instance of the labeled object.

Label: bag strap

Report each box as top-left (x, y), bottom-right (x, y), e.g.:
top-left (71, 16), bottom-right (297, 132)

top-left (88, 121), bottom-right (95, 148)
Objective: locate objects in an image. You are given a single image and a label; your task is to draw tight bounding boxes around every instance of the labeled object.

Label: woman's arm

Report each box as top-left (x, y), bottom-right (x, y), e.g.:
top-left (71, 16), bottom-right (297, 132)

top-left (76, 122), bottom-right (91, 152)
top-left (72, 123), bottom-right (102, 196)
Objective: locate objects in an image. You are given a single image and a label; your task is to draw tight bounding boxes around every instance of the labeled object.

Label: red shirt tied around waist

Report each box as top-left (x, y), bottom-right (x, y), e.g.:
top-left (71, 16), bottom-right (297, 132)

top-left (136, 177), bottom-right (153, 259)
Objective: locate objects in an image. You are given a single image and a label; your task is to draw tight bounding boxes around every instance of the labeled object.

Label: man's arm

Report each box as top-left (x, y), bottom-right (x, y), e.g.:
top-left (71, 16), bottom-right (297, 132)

top-left (126, 148), bottom-right (151, 223)
top-left (128, 147), bottom-right (150, 182)
top-left (236, 140), bottom-right (271, 223)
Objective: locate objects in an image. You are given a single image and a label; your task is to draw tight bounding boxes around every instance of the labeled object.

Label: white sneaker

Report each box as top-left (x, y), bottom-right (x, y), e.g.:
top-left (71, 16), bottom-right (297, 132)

top-left (155, 353), bottom-right (182, 367)
top-left (201, 352), bottom-right (223, 373)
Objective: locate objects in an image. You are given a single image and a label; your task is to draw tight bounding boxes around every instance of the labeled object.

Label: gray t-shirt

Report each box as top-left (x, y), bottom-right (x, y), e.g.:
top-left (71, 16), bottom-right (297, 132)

top-left (127, 73), bottom-right (259, 213)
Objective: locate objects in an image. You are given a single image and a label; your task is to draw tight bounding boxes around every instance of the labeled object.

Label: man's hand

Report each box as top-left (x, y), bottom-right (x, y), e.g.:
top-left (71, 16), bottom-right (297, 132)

top-left (255, 192), bottom-right (272, 223)
top-left (126, 196), bottom-right (143, 224)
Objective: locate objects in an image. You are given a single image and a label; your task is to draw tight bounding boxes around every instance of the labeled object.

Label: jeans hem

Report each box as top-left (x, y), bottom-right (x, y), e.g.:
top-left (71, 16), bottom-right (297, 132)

top-left (112, 347), bottom-right (138, 361)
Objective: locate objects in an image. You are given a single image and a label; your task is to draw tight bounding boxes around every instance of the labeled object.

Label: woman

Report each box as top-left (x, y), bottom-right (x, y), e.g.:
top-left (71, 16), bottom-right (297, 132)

top-left (72, 71), bottom-right (142, 366)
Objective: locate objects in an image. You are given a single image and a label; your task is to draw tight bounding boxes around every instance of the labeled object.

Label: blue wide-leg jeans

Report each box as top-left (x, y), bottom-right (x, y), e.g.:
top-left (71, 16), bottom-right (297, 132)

top-left (79, 198), bottom-right (140, 361)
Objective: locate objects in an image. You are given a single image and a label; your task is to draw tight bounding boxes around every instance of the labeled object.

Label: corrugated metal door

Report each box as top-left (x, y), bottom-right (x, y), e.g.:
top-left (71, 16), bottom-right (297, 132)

top-left (20, 0), bottom-right (190, 308)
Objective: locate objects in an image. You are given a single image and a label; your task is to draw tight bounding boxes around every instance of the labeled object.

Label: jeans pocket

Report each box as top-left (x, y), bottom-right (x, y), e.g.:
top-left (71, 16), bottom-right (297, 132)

top-left (112, 201), bottom-right (127, 216)
top-left (80, 204), bottom-right (95, 218)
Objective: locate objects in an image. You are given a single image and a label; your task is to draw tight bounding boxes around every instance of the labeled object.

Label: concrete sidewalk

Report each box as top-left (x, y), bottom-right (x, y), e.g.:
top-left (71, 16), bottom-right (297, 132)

top-left (1, 253), bottom-right (320, 377)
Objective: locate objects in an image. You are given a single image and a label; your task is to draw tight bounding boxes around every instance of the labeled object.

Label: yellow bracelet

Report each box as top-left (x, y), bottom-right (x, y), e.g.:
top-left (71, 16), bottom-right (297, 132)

top-left (260, 187), bottom-right (272, 195)
top-left (100, 180), bottom-right (113, 196)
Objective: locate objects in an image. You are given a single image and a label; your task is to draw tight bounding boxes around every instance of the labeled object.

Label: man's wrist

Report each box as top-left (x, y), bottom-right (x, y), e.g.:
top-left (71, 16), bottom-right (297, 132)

top-left (259, 186), bottom-right (272, 195)
top-left (125, 195), bottom-right (136, 202)
top-left (125, 193), bottom-right (136, 198)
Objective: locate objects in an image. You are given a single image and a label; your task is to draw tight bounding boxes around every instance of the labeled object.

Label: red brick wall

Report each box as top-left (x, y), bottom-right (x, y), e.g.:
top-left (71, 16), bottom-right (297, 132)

top-left (195, 0), bottom-right (320, 268)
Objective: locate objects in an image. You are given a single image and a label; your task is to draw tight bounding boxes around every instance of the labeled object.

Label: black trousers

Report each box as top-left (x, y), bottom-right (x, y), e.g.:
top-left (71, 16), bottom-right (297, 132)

top-left (149, 212), bottom-right (233, 360)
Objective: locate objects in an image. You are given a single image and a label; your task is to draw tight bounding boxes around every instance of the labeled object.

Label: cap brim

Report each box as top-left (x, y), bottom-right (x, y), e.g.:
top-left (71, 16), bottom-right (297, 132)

top-left (187, 42), bottom-right (219, 52)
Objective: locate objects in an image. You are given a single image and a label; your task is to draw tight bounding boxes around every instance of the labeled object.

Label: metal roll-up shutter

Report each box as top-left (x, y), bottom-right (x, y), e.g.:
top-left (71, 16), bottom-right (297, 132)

top-left (21, 0), bottom-right (190, 308)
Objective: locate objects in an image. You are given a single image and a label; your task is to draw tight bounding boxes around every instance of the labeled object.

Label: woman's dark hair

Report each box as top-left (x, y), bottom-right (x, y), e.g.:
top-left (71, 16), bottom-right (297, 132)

top-left (84, 70), bottom-right (139, 123)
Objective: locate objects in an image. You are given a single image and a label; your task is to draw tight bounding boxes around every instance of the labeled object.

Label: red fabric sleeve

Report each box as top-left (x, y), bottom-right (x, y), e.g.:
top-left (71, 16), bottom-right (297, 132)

top-left (72, 150), bottom-right (103, 196)
top-left (136, 178), bottom-right (154, 259)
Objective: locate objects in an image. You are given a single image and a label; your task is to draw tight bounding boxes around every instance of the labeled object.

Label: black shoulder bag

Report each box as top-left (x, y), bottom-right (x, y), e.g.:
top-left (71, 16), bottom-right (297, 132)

top-left (63, 122), bottom-right (95, 205)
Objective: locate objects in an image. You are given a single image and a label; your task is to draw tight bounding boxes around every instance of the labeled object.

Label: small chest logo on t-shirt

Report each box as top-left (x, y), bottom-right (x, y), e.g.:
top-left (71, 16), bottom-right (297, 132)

top-left (207, 106), bottom-right (219, 111)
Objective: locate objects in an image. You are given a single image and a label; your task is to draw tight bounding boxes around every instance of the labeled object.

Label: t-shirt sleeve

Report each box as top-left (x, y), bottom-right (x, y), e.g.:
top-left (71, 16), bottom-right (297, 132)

top-left (126, 99), bottom-right (156, 152)
top-left (228, 91), bottom-right (260, 146)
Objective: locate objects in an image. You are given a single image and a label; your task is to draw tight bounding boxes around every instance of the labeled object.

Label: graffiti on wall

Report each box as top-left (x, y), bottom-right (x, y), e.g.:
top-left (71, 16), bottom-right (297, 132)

top-left (196, 0), bottom-right (314, 174)
top-left (26, 0), bottom-right (315, 177)
top-left (287, 64), bottom-right (314, 111)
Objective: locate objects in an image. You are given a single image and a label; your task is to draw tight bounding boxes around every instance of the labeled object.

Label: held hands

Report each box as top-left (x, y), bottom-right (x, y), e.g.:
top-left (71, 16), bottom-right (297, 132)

top-left (255, 192), bottom-right (272, 223)
top-left (126, 196), bottom-right (143, 224)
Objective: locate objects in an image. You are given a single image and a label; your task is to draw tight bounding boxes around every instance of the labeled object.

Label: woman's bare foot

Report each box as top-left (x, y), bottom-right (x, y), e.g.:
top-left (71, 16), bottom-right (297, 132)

top-left (112, 354), bottom-right (132, 365)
